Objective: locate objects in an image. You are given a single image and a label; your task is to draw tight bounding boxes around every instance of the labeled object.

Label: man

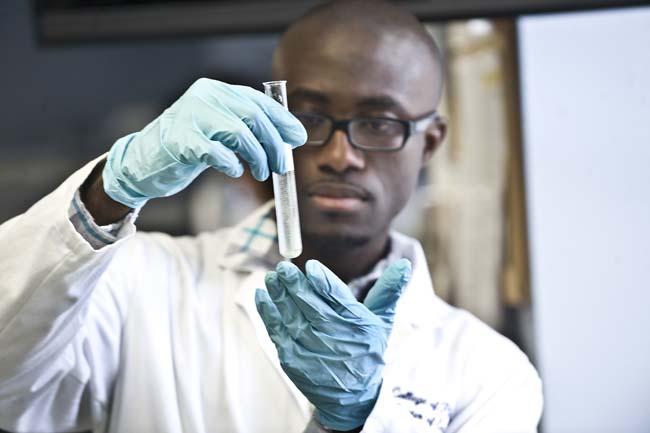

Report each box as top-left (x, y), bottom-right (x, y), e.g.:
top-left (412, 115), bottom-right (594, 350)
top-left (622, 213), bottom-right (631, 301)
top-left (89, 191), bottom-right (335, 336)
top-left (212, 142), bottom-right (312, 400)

top-left (0, 1), bottom-right (542, 432)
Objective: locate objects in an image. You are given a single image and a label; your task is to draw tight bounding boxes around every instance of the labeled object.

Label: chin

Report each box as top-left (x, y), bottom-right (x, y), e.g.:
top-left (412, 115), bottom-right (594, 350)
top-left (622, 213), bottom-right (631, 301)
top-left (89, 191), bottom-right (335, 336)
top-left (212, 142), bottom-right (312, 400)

top-left (301, 224), bottom-right (372, 251)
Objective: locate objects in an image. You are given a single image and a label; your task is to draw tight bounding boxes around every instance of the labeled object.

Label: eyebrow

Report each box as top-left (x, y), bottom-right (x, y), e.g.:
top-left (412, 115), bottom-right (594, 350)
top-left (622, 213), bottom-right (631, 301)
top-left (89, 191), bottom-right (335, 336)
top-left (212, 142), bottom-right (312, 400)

top-left (288, 88), bottom-right (330, 104)
top-left (356, 95), bottom-right (405, 112)
top-left (288, 87), bottom-right (407, 114)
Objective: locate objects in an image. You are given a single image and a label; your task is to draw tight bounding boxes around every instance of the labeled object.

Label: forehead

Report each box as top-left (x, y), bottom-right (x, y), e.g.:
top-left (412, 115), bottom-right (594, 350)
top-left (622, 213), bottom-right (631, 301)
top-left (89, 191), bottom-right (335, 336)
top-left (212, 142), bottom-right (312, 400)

top-left (276, 28), bottom-right (439, 115)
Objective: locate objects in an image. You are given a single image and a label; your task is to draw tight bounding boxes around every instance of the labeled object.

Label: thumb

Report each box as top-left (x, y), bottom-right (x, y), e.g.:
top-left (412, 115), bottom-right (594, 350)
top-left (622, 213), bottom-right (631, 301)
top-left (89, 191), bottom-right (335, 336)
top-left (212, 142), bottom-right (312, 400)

top-left (363, 259), bottom-right (412, 324)
top-left (254, 288), bottom-right (289, 347)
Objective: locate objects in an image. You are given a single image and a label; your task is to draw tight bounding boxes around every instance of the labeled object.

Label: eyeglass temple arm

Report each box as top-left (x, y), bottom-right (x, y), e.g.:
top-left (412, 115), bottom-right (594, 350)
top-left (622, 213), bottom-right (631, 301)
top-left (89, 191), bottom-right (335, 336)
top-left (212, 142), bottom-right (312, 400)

top-left (411, 111), bottom-right (440, 133)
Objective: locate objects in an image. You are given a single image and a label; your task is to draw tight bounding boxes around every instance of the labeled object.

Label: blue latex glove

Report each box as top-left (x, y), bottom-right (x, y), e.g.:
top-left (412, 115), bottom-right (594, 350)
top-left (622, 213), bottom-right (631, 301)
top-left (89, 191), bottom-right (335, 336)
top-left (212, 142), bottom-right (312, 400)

top-left (102, 78), bottom-right (307, 208)
top-left (255, 258), bottom-right (412, 431)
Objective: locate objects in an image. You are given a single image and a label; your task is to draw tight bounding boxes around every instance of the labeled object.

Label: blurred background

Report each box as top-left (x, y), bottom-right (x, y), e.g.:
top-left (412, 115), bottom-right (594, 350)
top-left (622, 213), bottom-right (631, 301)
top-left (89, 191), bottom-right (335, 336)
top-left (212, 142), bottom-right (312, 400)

top-left (1, 1), bottom-right (649, 432)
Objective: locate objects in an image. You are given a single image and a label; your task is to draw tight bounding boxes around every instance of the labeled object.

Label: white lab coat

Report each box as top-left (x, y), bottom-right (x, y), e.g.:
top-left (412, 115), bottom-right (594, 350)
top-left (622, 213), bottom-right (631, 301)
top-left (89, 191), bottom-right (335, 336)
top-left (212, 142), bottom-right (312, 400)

top-left (0, 157), bottom-right (543, 433)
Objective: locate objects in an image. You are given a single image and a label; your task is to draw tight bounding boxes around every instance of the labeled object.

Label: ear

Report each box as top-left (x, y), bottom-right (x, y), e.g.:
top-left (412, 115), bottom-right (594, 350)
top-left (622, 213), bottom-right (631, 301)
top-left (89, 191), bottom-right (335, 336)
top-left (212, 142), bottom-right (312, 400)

top-left (421, 116), bottom-right (447, 168)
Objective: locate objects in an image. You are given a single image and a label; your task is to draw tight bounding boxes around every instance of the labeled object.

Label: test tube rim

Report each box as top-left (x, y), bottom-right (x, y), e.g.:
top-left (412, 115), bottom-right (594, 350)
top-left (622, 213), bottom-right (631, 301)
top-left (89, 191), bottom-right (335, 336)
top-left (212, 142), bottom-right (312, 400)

top-left (263, 80), bottom-right (287, 87)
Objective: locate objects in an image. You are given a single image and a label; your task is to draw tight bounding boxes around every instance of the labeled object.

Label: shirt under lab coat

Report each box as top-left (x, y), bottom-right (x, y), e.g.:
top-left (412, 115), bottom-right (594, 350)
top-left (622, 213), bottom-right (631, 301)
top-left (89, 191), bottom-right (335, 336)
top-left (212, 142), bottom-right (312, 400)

top-left (0, 157), bottom-right (543, 433)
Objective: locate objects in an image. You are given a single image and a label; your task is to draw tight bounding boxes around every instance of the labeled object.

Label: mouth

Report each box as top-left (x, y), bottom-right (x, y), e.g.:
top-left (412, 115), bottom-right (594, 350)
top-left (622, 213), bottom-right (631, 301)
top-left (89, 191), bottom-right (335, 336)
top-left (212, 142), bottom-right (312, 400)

top-left (306, 181), bottom-right (370, 213)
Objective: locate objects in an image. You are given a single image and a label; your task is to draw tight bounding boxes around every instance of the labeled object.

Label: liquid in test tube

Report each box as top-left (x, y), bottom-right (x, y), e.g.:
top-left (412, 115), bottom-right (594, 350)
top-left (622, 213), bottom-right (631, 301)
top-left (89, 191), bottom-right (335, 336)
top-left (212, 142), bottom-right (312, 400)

top-left (263, 81), bottom-right (303, 260)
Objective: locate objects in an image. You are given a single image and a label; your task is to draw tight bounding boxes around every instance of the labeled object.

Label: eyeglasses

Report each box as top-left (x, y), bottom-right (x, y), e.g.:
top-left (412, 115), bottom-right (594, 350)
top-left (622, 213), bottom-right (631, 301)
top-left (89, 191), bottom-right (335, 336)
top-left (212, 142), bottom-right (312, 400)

top-left (291, 111), bottom-right (440, 152)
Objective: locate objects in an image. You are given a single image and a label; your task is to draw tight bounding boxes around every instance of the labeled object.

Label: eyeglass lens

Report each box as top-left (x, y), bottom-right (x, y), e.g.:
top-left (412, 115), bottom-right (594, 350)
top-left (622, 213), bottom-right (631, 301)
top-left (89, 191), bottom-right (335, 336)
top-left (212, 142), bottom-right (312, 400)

top-left (295, 113), bottom-right (405, 150)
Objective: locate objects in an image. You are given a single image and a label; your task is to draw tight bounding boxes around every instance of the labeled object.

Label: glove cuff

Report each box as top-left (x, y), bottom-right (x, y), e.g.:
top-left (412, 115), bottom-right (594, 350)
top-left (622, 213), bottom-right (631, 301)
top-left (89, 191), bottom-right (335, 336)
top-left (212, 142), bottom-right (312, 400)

top-left (315, 382), bottom-right (382, 432)
top-left (103, 134), bottom-right (149, 209)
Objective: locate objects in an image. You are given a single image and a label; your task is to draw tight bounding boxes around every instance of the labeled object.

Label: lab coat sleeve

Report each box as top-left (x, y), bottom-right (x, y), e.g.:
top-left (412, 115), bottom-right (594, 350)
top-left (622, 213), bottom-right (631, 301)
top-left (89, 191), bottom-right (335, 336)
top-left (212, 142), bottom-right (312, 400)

top-left (68, 188), bottom-right (136, 250)
top-left (0, 156), bottom-right (137, 432)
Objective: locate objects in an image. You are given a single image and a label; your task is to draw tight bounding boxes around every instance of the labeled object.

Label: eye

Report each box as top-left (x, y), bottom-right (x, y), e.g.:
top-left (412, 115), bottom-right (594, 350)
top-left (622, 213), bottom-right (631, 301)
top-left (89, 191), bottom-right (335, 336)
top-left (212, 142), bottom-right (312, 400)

top-left (297, 114), bottom-right (325, 128)
top-left (357, 119), bottom-right (401, 135)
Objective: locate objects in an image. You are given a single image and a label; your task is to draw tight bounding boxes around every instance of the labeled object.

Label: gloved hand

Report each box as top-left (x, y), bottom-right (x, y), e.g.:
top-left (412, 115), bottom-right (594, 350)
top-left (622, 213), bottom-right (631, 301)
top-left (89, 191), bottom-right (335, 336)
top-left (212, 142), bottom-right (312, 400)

top-left (102, 78), bottom-right (307, 208)
top-left (255, 258), bottom-right (412, 431)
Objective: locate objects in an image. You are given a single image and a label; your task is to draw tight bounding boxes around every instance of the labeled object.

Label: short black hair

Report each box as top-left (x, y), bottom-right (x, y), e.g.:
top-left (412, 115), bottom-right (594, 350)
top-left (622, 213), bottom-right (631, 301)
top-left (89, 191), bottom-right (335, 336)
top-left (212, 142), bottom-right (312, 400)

top-left (277, 0), bottom-right (445, 100)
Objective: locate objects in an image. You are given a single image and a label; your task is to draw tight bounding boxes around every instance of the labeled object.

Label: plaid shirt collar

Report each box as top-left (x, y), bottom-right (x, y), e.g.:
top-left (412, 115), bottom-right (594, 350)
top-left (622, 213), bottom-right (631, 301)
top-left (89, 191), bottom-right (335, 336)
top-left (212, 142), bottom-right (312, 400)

top-left (222, 201), bottom-right (411, 296)
top-left (222, 200), bottom-right (283, 271)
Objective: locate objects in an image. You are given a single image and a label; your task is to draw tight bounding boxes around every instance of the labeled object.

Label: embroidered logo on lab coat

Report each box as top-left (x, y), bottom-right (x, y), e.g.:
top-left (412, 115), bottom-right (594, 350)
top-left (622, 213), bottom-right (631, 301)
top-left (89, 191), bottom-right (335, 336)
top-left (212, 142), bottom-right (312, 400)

top-left (392, 387), bottom-right (451, 430)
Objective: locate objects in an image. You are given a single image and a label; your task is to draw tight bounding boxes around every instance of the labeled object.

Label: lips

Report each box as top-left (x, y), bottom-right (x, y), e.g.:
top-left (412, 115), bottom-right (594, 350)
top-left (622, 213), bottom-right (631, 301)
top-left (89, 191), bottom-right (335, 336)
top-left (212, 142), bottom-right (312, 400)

top-left (306, 182), bottom-right (370, 200)
top-left (306, 181), bottom-right (370, 213)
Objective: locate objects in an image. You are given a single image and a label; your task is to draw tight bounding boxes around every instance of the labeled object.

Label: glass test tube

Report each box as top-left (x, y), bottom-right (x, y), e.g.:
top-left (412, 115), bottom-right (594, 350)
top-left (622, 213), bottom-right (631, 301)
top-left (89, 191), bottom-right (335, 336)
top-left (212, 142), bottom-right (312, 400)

top-left (263, 80), bottom-right (303, 260)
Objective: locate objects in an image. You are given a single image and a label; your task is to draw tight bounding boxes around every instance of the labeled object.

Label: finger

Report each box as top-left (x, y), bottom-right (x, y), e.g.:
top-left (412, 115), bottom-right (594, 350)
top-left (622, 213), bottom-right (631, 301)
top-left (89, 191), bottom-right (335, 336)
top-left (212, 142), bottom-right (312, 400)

top-left (245, 111), bottom-right (290, 175)
top-left (235, 85), bottom-right (308, 148)
top-left (265, 270), bottom-right (310, 339)
top-left (219, 87), bottom-right (290, 175)
top-left (213, 115), bottom-right (271, 181)
top-left (304, 260), bottom-right (370, 321)
top-left (255, 289), bottom-right (292, 348)
top-left (275, 261), bottom-right (335, 323)
top-left (219, 88), bottom-right (288, 174)
top-left (183, 80), bottom-right (268, 179)
top-left (363, 259), bottom-right (411, 324)
top-left (192, 132), bottom-right (244, 178)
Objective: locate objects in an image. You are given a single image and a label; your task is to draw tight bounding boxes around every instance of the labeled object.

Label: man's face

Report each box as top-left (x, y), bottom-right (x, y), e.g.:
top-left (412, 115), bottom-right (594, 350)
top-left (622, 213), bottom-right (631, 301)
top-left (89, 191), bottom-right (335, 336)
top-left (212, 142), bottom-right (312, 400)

top-left (276, 28), bottom-right (444, 247)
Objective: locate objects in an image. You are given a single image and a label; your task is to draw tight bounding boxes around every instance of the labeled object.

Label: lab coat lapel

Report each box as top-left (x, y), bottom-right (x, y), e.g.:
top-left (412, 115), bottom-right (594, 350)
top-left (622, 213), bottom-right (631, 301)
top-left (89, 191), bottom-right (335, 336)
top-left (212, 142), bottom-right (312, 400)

top-left (384, 238), bottom-right (442, 363)
top-left (232, 271), bottom-right (312, 414)
top-left (216, 202), bottom-right (310, 415)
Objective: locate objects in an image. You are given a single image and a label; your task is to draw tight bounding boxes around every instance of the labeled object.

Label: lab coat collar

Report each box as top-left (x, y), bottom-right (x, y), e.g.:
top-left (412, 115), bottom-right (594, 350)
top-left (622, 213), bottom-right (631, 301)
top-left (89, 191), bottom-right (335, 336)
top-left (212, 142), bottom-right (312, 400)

top-left (385, 232), bottom-right (445, 332)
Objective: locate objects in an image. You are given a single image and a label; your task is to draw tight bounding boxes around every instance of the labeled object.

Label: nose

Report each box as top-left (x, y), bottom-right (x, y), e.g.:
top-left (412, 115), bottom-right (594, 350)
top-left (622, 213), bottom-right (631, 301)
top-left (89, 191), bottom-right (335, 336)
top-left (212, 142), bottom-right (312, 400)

top-left (315, 129), bottom-right (366, 174)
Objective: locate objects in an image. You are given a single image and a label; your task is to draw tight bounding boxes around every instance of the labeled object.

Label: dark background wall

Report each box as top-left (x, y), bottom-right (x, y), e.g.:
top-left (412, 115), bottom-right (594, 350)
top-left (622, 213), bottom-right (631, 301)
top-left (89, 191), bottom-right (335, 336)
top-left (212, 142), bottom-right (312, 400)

top-left (0, 1), bottom-right (278, 230)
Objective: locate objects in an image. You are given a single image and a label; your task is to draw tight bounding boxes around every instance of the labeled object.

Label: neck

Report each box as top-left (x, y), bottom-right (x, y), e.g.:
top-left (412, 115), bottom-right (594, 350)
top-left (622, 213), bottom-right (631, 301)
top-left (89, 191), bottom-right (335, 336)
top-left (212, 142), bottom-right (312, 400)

top-left (293, 231), bottom-right (390, 284)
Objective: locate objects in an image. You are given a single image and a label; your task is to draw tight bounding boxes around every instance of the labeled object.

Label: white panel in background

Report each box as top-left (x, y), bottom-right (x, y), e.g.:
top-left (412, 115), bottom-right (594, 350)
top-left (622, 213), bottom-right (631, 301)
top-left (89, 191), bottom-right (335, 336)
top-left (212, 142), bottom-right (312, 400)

top-left (518, 7), bottom-right (650, 433)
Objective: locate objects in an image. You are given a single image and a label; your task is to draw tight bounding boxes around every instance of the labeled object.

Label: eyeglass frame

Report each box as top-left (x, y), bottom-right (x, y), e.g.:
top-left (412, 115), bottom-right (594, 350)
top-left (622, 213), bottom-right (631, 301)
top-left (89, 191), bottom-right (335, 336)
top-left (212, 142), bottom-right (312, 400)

top-left (291, 110), bottom-right (441, 152)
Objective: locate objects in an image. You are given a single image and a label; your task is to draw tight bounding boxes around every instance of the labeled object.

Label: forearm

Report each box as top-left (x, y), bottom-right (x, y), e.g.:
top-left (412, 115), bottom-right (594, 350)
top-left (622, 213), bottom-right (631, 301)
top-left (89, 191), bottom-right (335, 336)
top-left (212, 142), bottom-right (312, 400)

top-left (80, 159), bottom-right (132, 225)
